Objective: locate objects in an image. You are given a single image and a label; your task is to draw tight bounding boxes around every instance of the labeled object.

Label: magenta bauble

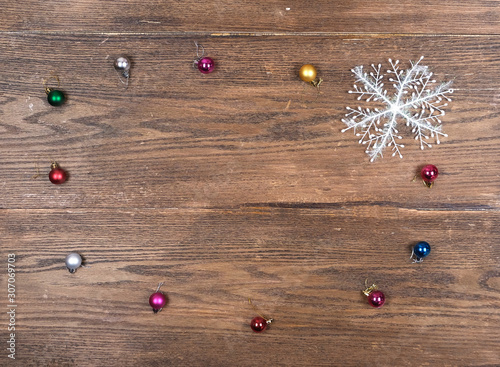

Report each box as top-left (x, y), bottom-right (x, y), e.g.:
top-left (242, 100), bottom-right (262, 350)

top-left (421, 164), bottom-right (439, 183)
top-left (197, 57), bottom-right (215, 74)
top-left (149, 292), bottom-right (167, 313)
top-left (367, 290), bottom-right (385, 308)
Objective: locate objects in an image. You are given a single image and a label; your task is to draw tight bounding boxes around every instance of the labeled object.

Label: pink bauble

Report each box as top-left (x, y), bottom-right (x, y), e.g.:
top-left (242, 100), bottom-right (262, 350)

top-left (149, 292), bottom-right (167, 312)
top-left (367, 290), bottom-right (385, 308)
top-left (421, 164), bottom-right (439, 183)
top-left (197, 57), bottom-right (215, 74)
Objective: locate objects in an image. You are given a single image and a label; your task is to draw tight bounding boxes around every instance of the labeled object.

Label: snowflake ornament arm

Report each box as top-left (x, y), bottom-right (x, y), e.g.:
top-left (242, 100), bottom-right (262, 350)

top-left (341, 56), bottom-right (453, 162)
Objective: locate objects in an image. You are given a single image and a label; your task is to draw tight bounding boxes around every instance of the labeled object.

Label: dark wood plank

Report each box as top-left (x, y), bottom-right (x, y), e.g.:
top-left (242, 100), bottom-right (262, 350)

top-left (2, 0), bottom-right (500, 34)
top-left (0, 35), bottom-right (498, 210)
top-left (2, 208), bottom-right (499, 366)
top-left (1, 2), bottom-right (499, 365)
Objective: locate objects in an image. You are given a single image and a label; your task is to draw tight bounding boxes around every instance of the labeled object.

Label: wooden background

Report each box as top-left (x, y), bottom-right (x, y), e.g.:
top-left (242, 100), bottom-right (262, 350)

top-left (1, 1), bottom-right (499, 366)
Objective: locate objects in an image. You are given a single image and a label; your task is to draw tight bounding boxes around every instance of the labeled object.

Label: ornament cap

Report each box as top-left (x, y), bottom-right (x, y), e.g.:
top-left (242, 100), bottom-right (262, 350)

top-left (310, 78), bottom-right (323, 88)
top-left (362, 283), bottom-right (378, 297)
top-left (43, 75), bottom-right (60, 94)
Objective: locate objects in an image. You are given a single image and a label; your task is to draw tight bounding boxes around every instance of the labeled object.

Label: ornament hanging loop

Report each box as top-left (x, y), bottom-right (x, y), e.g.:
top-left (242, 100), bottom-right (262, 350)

top-left (195, 42), bottom-right (205, 59)
top-left (193, 41), bottom-right (206, 68)
top-left (43, 75), bottom-right (60, 94)
top-left (248, 298), bottom-right (273, 324)
top-left (116, 71), bottom-right (129, 88)
top-left (410, 248), bottom-right (424, 263)
top-left (156, 282), bottom-right (164, 293)
top-left (31, 155), bottom-right (55, 180)
top-left (31, 162), bottom-right (41, 180)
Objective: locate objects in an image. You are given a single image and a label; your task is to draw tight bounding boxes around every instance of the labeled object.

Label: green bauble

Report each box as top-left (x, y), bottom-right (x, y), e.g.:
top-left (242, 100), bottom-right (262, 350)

top-left (47, 90), bottom-right (65, 106)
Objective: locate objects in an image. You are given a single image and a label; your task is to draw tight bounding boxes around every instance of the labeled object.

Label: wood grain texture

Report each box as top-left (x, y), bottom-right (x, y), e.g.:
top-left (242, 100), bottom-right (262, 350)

top-left (2, 0), bottom-right (500, 34)
top-left (1, 208), bottom-right (499, 366)
top-left (1, 1), bottom-right (499, 366)
top-left (0, 35), bottom-right (499, 211)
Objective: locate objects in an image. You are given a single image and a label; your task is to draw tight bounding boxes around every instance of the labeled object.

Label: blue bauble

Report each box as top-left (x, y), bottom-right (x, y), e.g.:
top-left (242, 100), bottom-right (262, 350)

top-left (413, 241), bottom-right (431, 259)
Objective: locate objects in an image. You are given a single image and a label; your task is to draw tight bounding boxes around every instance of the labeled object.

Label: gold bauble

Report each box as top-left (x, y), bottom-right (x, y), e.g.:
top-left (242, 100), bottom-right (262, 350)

top-left (299, 64), bottom-right (317, 82)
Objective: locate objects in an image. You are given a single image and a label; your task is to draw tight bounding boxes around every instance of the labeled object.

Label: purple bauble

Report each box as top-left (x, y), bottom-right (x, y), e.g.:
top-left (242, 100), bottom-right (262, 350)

top-left (197, 57), bottom-right (215, 74)
top-left (149, 292), bottom-right (167, 312)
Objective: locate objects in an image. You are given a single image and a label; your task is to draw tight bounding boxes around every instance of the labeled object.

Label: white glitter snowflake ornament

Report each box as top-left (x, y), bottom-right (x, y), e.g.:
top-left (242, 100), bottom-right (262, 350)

top-left (341, 56), bottom-right (453, 162)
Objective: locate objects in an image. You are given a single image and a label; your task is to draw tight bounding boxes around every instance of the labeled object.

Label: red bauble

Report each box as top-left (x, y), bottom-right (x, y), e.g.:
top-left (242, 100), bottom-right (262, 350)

top-left (367, 290), bottom-right (385, 308)
top-left (250, 316), bottom-right (267, 333)
top-left (421, 164), bottom-right (439, 183)
top-left (49, 163), bottom-right (67, 184)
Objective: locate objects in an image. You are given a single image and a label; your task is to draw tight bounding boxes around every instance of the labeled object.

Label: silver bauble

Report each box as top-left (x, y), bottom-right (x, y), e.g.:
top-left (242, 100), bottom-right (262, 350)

top-left (65, 253), bottom-right (82, 273)
top-left (114, 56), bottom-right (131, 73)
